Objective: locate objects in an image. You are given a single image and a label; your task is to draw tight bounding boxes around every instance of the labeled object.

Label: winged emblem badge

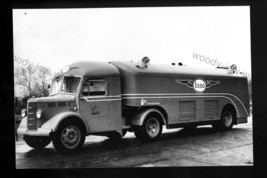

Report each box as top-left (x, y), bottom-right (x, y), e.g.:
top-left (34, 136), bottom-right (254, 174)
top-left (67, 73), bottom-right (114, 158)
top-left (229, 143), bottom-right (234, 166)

top-left (175, 79), bottom-right (220, 92)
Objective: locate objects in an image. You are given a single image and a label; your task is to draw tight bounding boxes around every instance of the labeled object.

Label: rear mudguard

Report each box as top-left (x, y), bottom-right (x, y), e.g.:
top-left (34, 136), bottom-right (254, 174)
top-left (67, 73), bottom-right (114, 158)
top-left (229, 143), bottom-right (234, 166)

top-left (131, 108), bottom-right (166, 126)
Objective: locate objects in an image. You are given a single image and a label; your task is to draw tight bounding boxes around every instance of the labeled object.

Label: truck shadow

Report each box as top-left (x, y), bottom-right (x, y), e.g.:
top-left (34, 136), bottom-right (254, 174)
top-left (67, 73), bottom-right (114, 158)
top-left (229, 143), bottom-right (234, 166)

top-left (22, 127), bottom-right (247, 159)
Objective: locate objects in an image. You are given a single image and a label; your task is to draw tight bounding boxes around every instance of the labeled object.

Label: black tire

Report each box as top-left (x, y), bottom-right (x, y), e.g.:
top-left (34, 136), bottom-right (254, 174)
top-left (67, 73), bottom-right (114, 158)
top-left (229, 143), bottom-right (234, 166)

top-left (134, 113), bottom-right (163, 141)
top-left (212, 107), bottom-right (235, 131)
top-left (23, 135), bottom-right (51, 149)
top-left (52, 119), bottom-right (86, 154)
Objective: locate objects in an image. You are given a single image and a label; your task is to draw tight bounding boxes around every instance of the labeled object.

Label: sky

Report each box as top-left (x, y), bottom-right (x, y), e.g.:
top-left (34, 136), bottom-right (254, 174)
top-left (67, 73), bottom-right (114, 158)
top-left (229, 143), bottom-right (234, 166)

top-left (13, 6), bottom-right (251, 79)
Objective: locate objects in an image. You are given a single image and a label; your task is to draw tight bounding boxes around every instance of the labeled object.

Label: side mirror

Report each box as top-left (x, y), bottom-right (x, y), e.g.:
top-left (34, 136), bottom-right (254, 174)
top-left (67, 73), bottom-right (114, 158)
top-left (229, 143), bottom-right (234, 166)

top-left (48, 84), bottom-right (50, 89)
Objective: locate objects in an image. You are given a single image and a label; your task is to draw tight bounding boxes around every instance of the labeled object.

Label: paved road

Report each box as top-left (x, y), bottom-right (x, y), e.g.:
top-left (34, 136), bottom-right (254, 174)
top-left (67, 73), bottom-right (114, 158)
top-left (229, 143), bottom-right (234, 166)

top-left (16, 116), bottom-right (253, 168)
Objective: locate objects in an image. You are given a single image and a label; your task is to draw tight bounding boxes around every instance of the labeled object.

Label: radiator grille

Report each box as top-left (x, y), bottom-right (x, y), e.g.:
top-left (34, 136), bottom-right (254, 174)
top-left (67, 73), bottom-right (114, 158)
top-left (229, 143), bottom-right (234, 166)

top-left (179, 101), bottom-right (196, 121)
top-left (47, 102), bottom-right (56, 107)
top-left (204, 100), bottom-right (219, 119)
top-left (28, 102), bottom-right (38, 108)
top-left (58, 102), bottom-right (66, 107)
top-left (27, 102), bottom-right (38, 130)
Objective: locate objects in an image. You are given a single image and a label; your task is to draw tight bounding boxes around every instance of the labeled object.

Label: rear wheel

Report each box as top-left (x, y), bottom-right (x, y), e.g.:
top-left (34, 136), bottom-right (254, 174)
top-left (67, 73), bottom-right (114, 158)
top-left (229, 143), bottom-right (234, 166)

top-left (134, 113), bottom-right (162, 141)
top-left (24, 135), bottom-right (51, 149)
top-left (212, 107), bottom-right (235, 131)
top-left (52, 119), bottom-right (85, 154)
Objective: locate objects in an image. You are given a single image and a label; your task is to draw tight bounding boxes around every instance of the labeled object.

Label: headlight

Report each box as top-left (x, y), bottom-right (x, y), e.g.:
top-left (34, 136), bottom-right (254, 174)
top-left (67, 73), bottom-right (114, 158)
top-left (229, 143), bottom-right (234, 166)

top-left (36, 109), bottom-right (42, 119)
top-left (21, 108), bottom-right (27, 117)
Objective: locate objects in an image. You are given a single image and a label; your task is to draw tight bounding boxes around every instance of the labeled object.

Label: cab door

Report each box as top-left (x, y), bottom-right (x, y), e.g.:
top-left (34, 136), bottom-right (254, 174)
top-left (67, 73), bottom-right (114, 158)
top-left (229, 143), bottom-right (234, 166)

top-left (106, 76), bottom-right (122, 131)
top-left (79, 77), bottom-right (122, 133)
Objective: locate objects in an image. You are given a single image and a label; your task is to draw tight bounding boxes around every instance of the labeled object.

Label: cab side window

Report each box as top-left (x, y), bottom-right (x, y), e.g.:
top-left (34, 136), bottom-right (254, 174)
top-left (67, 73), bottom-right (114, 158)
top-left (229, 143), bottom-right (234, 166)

top-left (82, 78), bottom-right (106, 96)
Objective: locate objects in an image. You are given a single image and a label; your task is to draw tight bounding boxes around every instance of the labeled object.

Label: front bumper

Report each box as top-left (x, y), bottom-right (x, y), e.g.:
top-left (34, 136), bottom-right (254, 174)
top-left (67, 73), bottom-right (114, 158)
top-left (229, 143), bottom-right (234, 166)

top-left (17, 128), bottom-right (51, 136)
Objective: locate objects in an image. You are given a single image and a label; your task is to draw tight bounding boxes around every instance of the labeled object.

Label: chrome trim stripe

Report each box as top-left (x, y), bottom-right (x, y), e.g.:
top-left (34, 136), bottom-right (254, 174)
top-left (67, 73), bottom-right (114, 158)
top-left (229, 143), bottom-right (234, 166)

top-left (82, 95), bottom-right (121, 99)
top-left (122, 95), bottom-right (244, 117)
top-left (82, 98), bottom-right (121, 102)
top-left (122, 93), bottom-right (249, 115)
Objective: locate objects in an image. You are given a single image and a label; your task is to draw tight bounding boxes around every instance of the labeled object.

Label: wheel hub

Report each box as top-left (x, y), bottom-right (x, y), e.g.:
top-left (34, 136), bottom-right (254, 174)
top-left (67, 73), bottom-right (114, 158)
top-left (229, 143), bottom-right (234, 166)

top-left (223, 111), bottom-right (233, 127)
top-left (61, 126), bottom-right (80, 148)
top-left (146, 118), bottom-right (160, 137)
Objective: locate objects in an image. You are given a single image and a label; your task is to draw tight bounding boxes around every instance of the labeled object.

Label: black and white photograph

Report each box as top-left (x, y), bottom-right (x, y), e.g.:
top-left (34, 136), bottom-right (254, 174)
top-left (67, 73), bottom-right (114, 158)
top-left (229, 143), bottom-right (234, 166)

top-left (13, 6), bottom-right (252, 168)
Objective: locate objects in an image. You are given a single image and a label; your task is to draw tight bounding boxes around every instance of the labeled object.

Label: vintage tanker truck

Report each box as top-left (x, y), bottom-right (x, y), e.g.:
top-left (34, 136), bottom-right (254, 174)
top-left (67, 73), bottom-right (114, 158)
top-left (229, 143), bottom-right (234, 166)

top-left (17, 57), bottom-right (250, 154)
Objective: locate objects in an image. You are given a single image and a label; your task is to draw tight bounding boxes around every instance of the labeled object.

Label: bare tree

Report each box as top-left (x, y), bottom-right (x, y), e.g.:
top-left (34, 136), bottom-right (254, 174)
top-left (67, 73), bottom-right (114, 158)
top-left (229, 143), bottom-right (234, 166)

top-left (36, 67), bottom-right (52, 97)
top-left (14, 64), bottom-right (53, 98)
top-left (14, 65), bottom-right (37, 97)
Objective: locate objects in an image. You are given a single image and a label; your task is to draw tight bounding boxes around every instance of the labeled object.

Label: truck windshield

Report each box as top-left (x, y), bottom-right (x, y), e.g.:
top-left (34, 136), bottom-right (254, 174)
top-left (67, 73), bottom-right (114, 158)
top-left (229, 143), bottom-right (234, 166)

top-left (61, 76), bottom-right (81, 94)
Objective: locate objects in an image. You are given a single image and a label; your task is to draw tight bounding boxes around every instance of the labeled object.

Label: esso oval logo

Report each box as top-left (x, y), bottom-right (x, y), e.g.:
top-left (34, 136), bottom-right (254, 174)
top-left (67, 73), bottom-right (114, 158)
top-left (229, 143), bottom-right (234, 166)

top-left (193, 79), bottom-right (206, 92)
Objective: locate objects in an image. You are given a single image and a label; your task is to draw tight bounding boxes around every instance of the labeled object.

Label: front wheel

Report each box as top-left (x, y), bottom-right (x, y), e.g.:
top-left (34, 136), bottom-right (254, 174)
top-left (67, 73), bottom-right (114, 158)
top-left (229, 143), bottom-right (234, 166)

top-left (52, 119), bottom-right (85, 154)
top-left (134, 113), bottom-right (162, 141)
top-left (23, 135), bottom-right (51, 149)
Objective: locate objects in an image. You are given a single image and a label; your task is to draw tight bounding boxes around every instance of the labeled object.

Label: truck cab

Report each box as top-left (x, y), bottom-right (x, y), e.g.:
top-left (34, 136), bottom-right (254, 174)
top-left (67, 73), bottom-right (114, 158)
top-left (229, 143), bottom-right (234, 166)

top-left (18, 61), bottom-right (125, 154)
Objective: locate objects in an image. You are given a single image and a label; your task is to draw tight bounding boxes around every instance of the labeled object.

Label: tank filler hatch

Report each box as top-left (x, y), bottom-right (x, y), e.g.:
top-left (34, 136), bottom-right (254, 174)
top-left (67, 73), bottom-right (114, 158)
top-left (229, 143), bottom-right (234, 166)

top-left (136, 57), bottom-right (150, 68)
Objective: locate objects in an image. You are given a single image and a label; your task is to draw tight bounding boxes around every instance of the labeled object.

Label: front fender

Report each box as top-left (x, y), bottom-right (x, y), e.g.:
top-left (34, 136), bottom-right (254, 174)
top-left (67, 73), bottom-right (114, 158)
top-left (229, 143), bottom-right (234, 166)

top-left (41, 111), bottom-right (89, 133)
top-left (17, 116), bottom-right (52, 136)
top-left (18, 116), bottom-right (27, 130)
